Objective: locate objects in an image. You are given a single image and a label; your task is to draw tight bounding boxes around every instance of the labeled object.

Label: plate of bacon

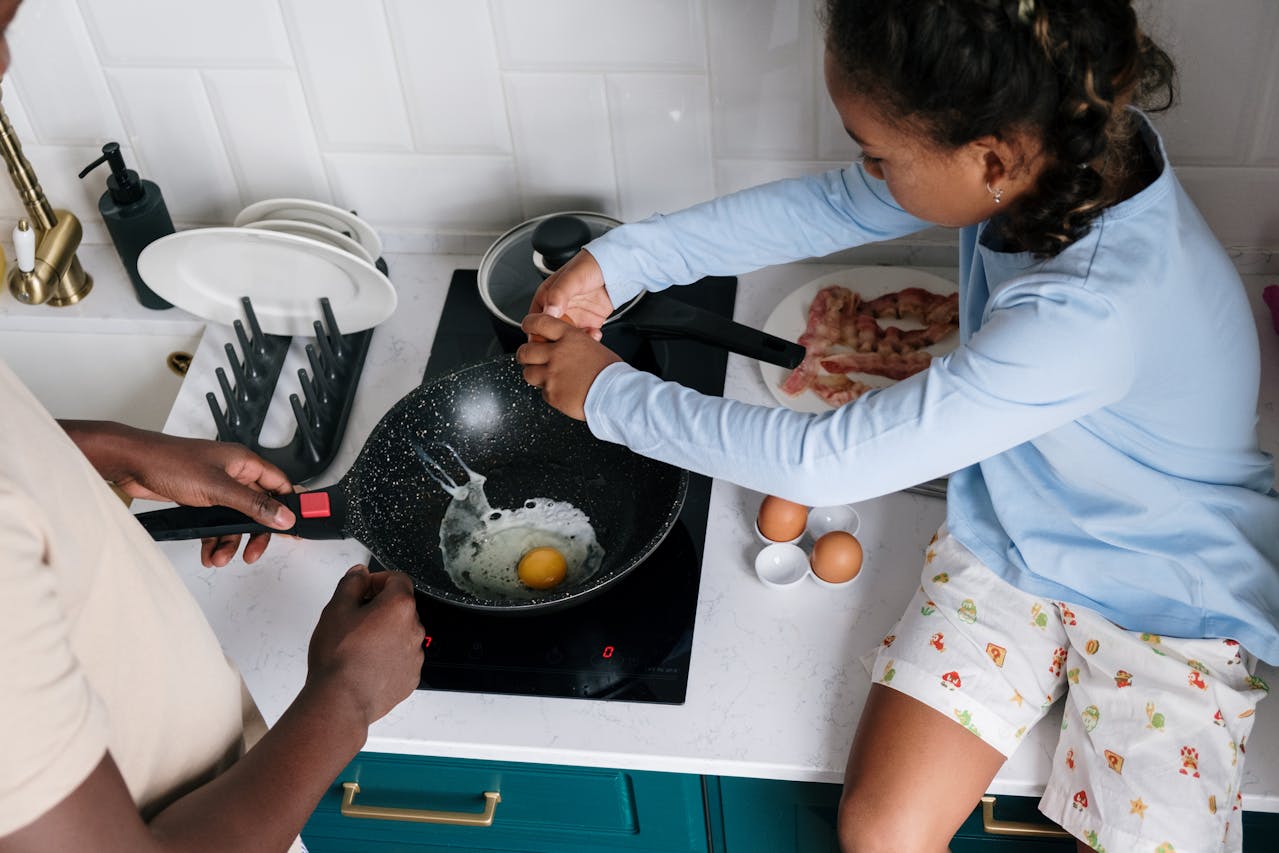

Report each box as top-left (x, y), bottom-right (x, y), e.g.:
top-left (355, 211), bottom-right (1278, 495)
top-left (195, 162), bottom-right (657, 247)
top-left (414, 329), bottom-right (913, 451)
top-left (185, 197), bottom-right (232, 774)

top-left (761, 267), bottom-right (960, 412)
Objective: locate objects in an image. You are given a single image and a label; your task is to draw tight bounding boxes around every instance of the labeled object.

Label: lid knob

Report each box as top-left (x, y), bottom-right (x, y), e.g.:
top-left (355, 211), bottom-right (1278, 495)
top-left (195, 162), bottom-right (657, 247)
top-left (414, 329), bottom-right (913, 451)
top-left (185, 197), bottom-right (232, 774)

top-left (530, 215), bottom-right (592, 275)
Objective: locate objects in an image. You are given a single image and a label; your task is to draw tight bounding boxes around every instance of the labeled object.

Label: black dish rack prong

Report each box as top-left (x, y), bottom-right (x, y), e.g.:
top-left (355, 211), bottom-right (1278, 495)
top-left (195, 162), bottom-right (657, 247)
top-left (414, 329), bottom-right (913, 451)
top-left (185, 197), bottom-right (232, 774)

top-left (206, 295), bottom-right (374, 484)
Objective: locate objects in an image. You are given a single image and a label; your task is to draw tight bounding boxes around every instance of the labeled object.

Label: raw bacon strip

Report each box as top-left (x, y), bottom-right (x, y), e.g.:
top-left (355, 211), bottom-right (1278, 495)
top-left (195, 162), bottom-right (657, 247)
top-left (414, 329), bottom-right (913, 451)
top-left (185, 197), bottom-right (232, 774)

top-left (819, 350), bottom-right (933, 381)
top-left (810, 374), bottom-right (872, 406)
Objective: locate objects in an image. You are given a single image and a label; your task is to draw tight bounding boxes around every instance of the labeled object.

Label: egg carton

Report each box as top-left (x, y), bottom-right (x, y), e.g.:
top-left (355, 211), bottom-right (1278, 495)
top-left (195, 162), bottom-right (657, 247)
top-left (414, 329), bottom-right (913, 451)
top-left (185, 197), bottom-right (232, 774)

top-left (205, 292), bottom-right (375, 484)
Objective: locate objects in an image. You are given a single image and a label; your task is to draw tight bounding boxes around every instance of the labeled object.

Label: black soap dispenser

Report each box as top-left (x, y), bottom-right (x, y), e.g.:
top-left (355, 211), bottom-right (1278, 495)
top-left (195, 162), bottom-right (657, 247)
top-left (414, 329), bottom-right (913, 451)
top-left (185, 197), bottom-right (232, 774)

top-left (78, 142), bottom-right (174, 310)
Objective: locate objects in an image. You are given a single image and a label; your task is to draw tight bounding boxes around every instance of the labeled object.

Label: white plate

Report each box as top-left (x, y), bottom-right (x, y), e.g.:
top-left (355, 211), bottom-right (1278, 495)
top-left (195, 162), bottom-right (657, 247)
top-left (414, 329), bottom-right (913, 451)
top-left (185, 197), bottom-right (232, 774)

top-left (760, 267), bottom-right (958, 413)
top-left (242, 218), bottom-right (376, 265)
top-left (234, 197), bottom-right (382, 260)
top-left (137, 228), bottom-right (397, 337)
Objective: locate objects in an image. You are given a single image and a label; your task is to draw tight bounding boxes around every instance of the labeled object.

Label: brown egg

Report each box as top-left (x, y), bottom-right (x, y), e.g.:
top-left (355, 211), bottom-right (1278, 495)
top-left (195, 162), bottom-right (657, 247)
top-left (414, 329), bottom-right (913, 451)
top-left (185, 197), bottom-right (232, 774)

top-left (756, 494), bottom-right (808, 542)
top-left (810, 531), bottom-right (864, 584)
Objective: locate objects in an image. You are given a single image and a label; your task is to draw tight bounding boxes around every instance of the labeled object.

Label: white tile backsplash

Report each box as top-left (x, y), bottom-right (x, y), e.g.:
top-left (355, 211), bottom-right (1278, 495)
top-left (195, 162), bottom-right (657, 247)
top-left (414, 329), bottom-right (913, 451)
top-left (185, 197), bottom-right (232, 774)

top-left (203, 70), bottom-right (332, 205)
top-left (324, 152), bottom-right (520, 230)
top-left (5, 0), bottom-right (126, 145)
top-left (707, 0), bottom-right (819, 159)
top-left (0, 0), bottom-right (1274, 261)
top-left (386, 0), bottom-right (511, 154)
top-left (606, 74), bottom-right (715, 220)
top-left (279, 0), bottom-right (413, 152)
top-left (504, 73), bottom-right (618, 218)
top-left (493, 0), bottom-right (706, 71)
top-left (104, 68), bottom-right (240, 223)
top-left (78, 0), bottom-right (293, 67)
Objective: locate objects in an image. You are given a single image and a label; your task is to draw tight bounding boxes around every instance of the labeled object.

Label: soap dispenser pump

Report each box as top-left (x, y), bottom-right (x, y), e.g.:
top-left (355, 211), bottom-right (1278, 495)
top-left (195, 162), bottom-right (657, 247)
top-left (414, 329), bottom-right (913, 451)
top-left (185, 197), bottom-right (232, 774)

top-left (78, 142), bottom-right (174, 310)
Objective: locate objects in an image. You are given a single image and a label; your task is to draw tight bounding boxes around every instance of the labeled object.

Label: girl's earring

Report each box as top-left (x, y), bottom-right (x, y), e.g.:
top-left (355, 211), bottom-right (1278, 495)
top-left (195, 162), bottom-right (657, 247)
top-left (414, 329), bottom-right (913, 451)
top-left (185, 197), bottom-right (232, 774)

top-left (986, 182), bottom-right (1005, 205)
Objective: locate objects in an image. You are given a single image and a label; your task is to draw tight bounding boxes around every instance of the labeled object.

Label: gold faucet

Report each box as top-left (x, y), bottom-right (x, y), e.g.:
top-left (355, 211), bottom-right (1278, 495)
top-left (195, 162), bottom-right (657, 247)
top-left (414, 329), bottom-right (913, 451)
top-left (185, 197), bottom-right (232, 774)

top-left (0, 80), bottom-right (92, 305)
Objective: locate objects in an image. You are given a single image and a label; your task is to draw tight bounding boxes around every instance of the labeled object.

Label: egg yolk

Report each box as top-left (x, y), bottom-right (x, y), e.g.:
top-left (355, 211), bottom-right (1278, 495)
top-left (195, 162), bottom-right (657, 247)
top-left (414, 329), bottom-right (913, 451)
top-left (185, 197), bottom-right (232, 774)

top-left (517, 546), bottom-right (568, 590)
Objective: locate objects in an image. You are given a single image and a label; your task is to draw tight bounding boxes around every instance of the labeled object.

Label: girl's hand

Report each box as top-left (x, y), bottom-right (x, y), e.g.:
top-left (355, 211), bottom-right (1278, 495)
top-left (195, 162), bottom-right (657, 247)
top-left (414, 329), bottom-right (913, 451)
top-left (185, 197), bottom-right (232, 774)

top-left (517, 314), bottom-right (622, 420)
top-left (61, 421), bottom-right (296, 567)
top-left (527, 249), bottom-right (614, 341)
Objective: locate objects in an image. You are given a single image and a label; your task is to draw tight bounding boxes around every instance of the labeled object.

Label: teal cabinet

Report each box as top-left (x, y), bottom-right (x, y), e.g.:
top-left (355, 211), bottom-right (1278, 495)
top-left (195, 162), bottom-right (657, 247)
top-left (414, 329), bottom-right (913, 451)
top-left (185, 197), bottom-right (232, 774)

top-left (302, 752), bottom-right (709, 852)
top-left (706, 776), bottom-right (1279, 852)
top-left (304, 752), bottom-right (1279, 852)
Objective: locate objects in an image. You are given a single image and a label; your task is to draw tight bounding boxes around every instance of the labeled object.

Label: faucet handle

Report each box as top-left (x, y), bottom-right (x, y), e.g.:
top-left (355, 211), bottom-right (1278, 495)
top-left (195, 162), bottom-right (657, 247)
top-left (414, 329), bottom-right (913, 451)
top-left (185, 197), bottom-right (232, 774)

top-left (13, 219), bottom-right (34, 273)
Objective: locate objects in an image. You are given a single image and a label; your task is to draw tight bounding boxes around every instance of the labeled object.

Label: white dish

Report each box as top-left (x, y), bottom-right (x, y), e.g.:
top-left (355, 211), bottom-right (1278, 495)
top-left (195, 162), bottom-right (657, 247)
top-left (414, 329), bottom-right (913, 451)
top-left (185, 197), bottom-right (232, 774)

top-left (137, 227), bottom-right (397, 337)
top-left (754, 542), bottom-right (810, 589)
top-left (234, 197), bottom-right (382, 260)
top-left (807, 504), bottom-right (860, 540)
top-left (241, 218), bottom-right (376, 265)
top-left (759, 267), bottom-right (959, 413)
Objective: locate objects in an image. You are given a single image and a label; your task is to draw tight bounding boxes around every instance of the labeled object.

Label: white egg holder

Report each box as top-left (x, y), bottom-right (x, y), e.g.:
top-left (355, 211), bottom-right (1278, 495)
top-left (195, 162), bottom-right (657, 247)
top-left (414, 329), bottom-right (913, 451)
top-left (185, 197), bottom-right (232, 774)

top-left (753, 504), bottom-right (862, 590)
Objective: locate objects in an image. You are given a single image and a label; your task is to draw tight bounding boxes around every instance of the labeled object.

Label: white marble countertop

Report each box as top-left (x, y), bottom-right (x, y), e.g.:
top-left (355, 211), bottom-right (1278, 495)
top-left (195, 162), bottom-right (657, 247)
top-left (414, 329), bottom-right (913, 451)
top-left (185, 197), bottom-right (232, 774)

top-left (5, 246), bottom-right (1277, 810)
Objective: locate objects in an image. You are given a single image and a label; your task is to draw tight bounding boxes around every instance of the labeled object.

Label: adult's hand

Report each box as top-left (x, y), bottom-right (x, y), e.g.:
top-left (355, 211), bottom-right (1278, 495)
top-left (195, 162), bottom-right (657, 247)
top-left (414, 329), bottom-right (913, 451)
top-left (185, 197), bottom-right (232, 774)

top-left (517, 314), bottom-right (622, 420)
top-left (527, 249), bottom-right (614, 341)
top-left (306, 566), bottom-right (425, 727)
top-left (61, 421), bottom-right (295, 567)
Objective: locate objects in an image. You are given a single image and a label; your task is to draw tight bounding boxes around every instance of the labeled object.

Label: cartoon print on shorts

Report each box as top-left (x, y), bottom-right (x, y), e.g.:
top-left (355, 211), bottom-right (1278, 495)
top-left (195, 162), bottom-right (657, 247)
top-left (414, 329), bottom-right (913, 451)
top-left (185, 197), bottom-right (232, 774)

top-left (1179, 746), bottom-right (1200, 778)
top-left (1224, 638), bottom-right (1242, 665)
top-left (1084, 638), bottom-right (1100, 655)
top-left (880, 659), bottom-right (896, 683)
top-left (1065, 748), bottom-right (1075, 770)
top-left (1130, 797), bottom-right (1147, 818)
top-left (1081, 704), bottom-right (1100, 733)
top-left (932, 571), bottom-right (949, 583)
top-left (1154, 844), bottom-right (1175, 853)
top-left (1208, 794), bottom-right (1217, 814)
top-left (985, 642), bottom-right (1006, 668)
top-left (1030, 602), bottom-right (1049, 629)
top-left (1246, 674), bottom-right (1270, 693)
top-left (1067, 666), bottom-right (1080, 684)
top-left (1141, 632), bottom-right (1166, 655)
top-left (1048, 646), bottom-right (1067, 677)
top-left (920, 600), bottom-right (937, 616)
top-left (1113, 669), bottom-right (1133, 688)
top-left (881, 634), bottom-right (896, 648)
top-left (1071, 789), bottom-right (1089, 811)
top-left (929, 632), bottom-right (945, 652)
top-left (957, 598), bottom-right (977, 624)
top-left (953, 708), bottom-right (980, 737)
top-left (1213, 709), bottom-right (1225, 727)
top-left (1058, 602), bottom-right (1077, 626)
top-left (1146, 702), bottom-right (1166, 731)
top-left (925, 547), bottom-right (937, 564)
top-left (1229, 740), bottom-right (1237, 766)
top-left (1187, 666), bottom-right (1207, 691)
top-left (1083, 829), bottom-right (1106, 852)
top-left (941, 670), bottom-right (962, 690)
top-left (1103, 749), bottom-right (1124, 774)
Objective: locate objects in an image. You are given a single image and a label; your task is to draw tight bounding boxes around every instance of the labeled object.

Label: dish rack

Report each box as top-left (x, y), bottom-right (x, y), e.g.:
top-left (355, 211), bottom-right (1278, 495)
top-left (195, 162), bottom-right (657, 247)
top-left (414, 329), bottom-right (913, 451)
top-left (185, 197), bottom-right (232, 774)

top-left (205, 293), bottom-right (374, 484)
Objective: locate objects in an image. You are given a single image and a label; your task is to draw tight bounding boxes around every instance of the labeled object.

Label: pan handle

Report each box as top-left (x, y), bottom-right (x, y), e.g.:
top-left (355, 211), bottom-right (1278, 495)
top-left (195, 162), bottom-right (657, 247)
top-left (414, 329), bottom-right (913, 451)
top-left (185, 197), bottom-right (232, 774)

top-left (133, 487), bottom-right (348, 541)
top-left (620, 293), bottom-right (805, 369)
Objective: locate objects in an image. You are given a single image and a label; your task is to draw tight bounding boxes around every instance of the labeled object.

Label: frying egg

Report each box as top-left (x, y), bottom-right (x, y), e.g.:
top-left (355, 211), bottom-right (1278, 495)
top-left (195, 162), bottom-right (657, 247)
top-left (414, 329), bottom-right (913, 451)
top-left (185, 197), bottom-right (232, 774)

top-left (810, 530), bottom-right (863, 584)
top-left (517, 546), bottom-right (568, 590)
top-left (756, 494), bottom-right (808, 542)
top-left (433, 462), bottom-right (604, 600)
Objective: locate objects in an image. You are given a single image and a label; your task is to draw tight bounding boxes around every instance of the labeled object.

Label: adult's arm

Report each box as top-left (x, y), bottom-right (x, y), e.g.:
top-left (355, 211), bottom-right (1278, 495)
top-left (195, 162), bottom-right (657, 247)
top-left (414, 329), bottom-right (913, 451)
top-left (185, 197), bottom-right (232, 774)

top-left (0, 567), bottom-right (423, 853)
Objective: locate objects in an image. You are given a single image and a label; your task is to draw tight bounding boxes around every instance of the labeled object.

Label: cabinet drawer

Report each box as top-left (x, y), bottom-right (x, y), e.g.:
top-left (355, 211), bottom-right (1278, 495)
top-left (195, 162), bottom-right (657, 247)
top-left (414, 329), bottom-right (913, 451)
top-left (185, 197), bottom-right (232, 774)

top-left (303, 752), bottom-right (708, 852)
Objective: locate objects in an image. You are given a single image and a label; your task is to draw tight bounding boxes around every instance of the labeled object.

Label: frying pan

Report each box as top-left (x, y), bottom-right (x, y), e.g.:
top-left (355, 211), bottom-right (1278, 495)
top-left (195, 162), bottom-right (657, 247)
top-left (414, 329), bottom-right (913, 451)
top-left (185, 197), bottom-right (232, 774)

top-left (134, 356), bottom-right (687, 613)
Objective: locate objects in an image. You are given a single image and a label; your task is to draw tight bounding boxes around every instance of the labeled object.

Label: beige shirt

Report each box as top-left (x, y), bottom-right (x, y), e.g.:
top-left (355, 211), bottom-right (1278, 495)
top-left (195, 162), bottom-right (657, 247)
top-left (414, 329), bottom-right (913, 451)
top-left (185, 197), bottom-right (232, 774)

top-left (0, 362), bottom-right (263, 836)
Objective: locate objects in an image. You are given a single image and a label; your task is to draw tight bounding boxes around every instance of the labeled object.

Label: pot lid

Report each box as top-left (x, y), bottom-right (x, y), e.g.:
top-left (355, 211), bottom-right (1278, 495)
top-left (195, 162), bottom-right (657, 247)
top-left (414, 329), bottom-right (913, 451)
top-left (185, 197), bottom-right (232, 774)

top-left (478, 211), bottom-right (621, 325)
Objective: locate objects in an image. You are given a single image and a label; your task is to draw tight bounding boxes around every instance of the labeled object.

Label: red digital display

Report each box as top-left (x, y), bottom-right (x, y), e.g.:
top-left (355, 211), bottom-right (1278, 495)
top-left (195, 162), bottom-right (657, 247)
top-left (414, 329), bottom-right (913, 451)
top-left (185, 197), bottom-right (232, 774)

top-left (602, 645), bottom-right (615, 659)
top-left (423, 636), bottom-right (433, 649)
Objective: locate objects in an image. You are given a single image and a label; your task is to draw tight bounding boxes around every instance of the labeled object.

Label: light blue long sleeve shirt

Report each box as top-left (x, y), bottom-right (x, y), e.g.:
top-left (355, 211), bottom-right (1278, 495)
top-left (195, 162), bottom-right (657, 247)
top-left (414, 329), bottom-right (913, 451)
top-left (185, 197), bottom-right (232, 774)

top-left (583, 117), bottom-right (1279, 663)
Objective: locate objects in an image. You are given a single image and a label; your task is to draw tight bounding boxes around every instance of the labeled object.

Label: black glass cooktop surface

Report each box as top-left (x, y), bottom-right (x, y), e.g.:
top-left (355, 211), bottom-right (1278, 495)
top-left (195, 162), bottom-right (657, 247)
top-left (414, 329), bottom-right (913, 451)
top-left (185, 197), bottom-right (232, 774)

top-left (377, 269), bottom-right (734, 704)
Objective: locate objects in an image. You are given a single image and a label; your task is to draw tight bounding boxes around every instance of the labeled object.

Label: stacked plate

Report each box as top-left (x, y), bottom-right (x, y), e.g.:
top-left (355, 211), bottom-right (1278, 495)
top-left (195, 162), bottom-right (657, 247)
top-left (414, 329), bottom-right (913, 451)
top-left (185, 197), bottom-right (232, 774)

top-left (137, 198), bottom-right (396, 337)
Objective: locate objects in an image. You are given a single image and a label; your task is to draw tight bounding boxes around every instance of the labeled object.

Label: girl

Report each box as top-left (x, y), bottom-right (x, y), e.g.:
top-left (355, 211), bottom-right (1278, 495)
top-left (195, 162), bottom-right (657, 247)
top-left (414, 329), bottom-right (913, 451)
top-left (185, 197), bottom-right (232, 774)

top-left (516, 1), bottom-right (1279, 851)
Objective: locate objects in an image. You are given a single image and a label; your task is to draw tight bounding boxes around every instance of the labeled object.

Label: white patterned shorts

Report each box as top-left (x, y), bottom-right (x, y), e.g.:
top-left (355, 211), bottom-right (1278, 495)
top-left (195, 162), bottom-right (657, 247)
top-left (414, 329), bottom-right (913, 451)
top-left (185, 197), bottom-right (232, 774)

top-left (864, 525), bottom-right (1270, 853)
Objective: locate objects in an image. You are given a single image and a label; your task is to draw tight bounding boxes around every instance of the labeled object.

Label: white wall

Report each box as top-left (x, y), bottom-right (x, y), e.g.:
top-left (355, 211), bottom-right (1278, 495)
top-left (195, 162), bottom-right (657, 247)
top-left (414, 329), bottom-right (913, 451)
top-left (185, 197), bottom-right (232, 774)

top-left (3, 0), bottom-right (1277, 265)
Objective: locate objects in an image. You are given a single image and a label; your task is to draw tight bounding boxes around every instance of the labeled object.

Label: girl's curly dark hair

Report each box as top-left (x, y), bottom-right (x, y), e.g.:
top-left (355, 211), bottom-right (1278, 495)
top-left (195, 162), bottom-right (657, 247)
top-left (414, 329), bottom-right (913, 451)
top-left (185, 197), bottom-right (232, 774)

top-left (822, 0), bottom-right (1176, 257)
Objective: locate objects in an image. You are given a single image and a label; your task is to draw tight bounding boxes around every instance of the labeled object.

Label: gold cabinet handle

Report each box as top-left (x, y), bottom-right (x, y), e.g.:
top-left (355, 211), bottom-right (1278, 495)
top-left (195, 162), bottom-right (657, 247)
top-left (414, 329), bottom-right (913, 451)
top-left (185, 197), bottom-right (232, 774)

top-left (340, 782), bottom-right (500, 826)
top-left (980, 796), bottom-right (1072, 839)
